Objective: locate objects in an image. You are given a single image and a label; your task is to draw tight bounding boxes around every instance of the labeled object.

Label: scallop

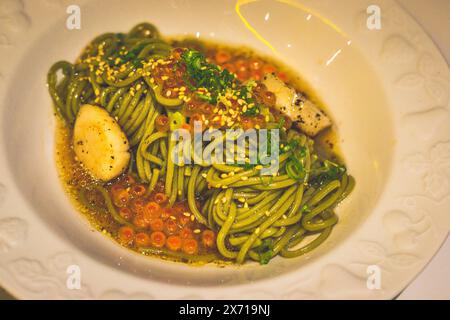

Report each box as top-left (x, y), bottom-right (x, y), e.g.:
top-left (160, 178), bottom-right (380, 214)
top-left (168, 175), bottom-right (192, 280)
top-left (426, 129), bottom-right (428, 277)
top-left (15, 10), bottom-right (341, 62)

top-left (73, 104), bottom-right (130, 181)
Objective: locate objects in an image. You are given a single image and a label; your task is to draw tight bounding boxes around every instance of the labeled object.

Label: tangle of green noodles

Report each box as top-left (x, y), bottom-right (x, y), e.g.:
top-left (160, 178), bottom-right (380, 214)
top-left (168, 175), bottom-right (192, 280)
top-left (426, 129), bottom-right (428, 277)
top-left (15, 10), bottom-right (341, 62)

top-left (48, 23), bottom-right (355, 265)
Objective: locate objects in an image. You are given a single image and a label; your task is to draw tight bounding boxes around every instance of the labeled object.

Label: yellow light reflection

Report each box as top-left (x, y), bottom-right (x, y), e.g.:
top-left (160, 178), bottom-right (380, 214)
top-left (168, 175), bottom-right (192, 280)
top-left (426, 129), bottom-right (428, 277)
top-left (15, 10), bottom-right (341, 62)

top-left (235, 0), bottom-right (350, 53)
top-left (235, 0), bottom-right (276, 53)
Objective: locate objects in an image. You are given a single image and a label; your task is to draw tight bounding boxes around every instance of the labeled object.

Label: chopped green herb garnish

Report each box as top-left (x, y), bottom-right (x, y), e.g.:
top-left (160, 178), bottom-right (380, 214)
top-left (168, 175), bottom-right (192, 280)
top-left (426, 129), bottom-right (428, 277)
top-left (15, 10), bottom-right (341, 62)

top-left (310, 159), bottom-right (346, 187)
top-left (122, 42), bottom-right (147, 64)
top-left (234, 162), bottom-right (256, 170)
top-left (196, 93), bottom-right (213, 103)
top-left (302, 204), bottom-right (310, 213)
top-left (132, 59), bottom-right (143, 68)
top-left (242, 104), bottom-right (260, 117)
top-left (181, 49), bottom-right (238, 104)
top-left (282, 139), bottom-right (300, 153)
top-left (277, 117), bottom-right (285, 129)
top-left (256, 239), bottom-right (274, 265)
top-left (284, 140), bottom-right (308, 181)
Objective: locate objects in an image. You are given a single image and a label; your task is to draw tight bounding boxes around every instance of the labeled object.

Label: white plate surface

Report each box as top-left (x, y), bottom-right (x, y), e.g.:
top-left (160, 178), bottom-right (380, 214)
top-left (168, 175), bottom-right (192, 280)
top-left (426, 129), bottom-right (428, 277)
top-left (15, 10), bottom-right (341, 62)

top-left (0, 0), bottom-right (449, 299)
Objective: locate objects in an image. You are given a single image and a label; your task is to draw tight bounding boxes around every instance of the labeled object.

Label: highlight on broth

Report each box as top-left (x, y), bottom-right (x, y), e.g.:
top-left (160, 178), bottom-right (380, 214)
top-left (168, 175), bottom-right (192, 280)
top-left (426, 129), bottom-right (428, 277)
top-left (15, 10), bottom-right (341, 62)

top-left (47, 23), bottom-right (354, 265)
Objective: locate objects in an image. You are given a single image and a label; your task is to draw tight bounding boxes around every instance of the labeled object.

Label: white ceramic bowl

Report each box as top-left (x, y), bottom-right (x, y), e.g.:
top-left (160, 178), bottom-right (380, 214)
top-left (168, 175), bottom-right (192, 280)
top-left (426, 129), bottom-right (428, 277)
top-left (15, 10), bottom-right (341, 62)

top-left (0, 0), bottom-right (449, 299)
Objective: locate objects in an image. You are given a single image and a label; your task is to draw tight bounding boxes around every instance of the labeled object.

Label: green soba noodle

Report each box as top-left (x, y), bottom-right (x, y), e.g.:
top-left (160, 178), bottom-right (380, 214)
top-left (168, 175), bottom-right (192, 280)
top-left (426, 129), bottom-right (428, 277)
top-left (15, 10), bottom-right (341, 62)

top-left (47, 23), bottom-right (355, 264)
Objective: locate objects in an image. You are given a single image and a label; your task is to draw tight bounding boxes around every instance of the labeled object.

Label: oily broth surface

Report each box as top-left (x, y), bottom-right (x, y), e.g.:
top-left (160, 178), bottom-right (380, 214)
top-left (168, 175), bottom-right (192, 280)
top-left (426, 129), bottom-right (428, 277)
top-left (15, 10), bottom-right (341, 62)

top-left (55, 38), bottom-right (342, 265)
